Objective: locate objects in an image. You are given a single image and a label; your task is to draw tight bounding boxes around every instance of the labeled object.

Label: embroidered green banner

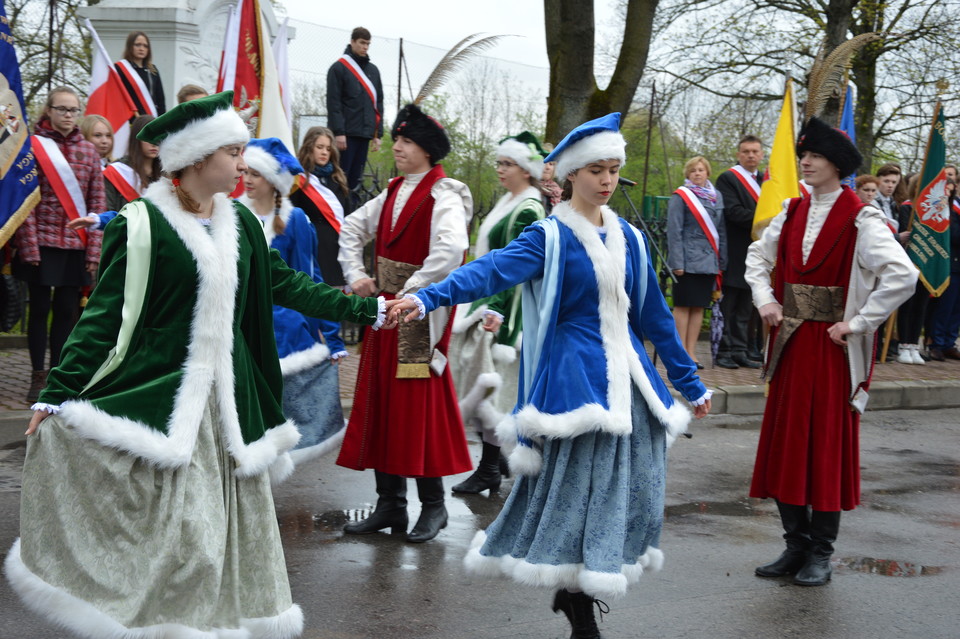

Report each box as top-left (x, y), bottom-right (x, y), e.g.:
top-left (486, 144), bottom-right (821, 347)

top-left (907, 102), bottom-right (950, 296)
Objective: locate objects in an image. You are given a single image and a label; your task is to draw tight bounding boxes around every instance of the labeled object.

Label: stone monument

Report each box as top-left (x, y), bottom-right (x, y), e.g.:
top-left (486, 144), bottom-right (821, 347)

top-left (80, 0), bottom-right (288, 106)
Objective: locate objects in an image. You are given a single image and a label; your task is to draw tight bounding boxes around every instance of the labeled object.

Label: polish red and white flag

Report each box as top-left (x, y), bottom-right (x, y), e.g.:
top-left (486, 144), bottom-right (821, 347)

top-left (84, 19), bottom-right (137, 159)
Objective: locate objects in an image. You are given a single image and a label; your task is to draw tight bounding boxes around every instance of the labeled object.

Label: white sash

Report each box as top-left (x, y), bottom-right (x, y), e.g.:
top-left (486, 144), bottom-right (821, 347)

top-left (338, 55), bottom-right (378, 104)
top-left (730, 165), bottom-right (761, 199)
top-left (676, 186), bottom-right (719, 248)
top-left (116, 59), bottom-right (158, 116)
top-left (34, 135), bottom-right (87, 217)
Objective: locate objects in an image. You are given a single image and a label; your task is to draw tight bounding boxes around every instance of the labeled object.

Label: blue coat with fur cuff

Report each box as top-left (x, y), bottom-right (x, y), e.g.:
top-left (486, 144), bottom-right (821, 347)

top-left (414, 203), bottom-right (707, 473)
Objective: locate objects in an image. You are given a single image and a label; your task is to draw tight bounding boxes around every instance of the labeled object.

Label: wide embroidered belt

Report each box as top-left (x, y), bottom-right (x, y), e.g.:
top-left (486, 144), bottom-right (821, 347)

top-left (766, 283), bottom-right (844, 380)
top-left (377, 256), bottom-right (432, 378)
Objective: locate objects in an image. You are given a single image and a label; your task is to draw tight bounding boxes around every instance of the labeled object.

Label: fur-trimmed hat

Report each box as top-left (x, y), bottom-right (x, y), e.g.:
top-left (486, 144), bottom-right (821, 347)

top-left (138, 91), bottom-right (250, 173)
top-left (497, 131), bottom-right (546, 178)
top-left (796, 116), bottom-right (862, 178)
top-left (243, 137), bottom-right (303, 196)
top-left (391, 104), bottom-right (450, 164)
top-left (544, 112), bottom-right (626, 181)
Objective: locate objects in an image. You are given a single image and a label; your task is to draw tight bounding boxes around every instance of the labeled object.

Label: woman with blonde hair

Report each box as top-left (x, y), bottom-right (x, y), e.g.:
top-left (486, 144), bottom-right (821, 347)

top-left (79, 114), bottom-right (114, 167)
top-left (291, 125), bottom-right (349, 286)
top-left (666, 155), bottom-right (726, 367)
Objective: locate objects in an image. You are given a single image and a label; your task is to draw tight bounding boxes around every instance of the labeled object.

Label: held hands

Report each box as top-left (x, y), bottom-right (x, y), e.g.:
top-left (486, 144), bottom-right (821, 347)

top-left (25, 409), bottom-right (51, 435)
top-left (385, 297), bottom-right (421, 324)
top-left (758, 302), bottom-right (783, 327)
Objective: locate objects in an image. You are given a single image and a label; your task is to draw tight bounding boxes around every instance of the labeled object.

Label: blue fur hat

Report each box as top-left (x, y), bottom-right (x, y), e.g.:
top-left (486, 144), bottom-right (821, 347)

top-left (243, 137), bottom-right (303, 195)
top-left (544, 112), bottom-right (626, 181)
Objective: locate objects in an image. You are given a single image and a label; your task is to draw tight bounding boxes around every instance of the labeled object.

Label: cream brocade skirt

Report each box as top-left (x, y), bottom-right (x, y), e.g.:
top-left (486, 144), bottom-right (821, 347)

top-left (5, 394), bottom-right (303, 638)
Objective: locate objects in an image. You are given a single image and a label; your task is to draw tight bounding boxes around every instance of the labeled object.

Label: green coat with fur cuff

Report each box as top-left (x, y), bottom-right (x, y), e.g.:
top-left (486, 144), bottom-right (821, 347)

top-left (38, 183), bottom-right (380, 479)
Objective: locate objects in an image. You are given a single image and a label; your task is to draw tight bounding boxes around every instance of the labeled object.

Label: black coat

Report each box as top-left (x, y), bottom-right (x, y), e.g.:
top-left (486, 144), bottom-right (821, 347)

top-left (326, 46), bottom-right (384, 139)
top-left (118, 61), bottom-right (166, 115)
top-left (715, 167), bottom-right (762, 289)
top-left (950, 197), bottom-right (960, 273)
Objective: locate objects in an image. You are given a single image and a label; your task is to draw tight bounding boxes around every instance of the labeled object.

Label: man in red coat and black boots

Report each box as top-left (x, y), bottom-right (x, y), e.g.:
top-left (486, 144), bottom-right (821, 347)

top-left (336, 104), bottom-right (474, 543)
top-left (744, 117), bottom-right (916, 586)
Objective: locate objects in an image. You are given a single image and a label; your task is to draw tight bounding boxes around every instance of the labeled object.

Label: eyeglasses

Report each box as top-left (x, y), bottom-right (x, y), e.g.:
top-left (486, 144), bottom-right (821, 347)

top-left (495, 160), bottom-right (518, 169)
top-left (50, 106), bottom-right (82, 116)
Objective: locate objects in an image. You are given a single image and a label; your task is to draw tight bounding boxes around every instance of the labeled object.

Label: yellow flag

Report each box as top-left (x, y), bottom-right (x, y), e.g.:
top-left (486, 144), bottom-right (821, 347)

top-left (753, 79), bottom-right (800, 239)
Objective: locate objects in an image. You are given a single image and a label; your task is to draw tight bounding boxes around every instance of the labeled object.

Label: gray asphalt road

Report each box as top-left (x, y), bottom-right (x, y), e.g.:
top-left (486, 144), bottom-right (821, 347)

top-left (1, 408), bottom-right (958, 639)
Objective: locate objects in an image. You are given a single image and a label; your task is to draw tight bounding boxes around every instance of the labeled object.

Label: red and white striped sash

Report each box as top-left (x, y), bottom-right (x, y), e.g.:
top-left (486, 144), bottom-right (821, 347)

top-left (102, 161), bottom-right (141, 203)
top-left (32, 135), bottom-right (89, 245)
top-left (338, 56), bottom-right (380, 130)
top-left (729, 165), bottom-right (761, 202)
top-left (295, 173), bottom-right (343, 233)
top-left (114, 60), bottom-right (158, 116)
top-left (675, 186), bottom-right (721, 289)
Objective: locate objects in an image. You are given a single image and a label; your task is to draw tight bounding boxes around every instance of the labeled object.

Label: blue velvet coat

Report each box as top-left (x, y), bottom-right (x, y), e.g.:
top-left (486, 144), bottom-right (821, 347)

top-left (415, 204), bottom-right (707, 471)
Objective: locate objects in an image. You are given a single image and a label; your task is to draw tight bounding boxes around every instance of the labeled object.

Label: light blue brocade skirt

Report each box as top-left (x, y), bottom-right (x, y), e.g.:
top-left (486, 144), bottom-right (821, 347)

top-left (466, 388), bottom-right (667, 599)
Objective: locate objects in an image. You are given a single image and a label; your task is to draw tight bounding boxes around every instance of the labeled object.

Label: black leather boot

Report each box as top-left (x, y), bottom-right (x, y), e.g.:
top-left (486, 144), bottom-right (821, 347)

top-left (795, 510), bottom-right (840, 586)
top-left (343, 471), bottom-right (408, 535)
top-left (452, 441), bottom-right (502, 494)
top-left (407, 477), bottom-right (448, 543)
top-left (552, 589), bottom-right (607, 639)
top-left (756, 501), bottom-right (810, 577)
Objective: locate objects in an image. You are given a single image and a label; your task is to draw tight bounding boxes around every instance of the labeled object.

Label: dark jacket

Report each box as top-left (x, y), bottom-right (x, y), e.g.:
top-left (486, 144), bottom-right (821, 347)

top-left (326, 46), bottom-right (384, 139)
top-left (117, 61), bottom-right (166, 115)
top-left (715, 166), bottom-right (761, 289)
top-left (950, 197), bottom-right (960, 273)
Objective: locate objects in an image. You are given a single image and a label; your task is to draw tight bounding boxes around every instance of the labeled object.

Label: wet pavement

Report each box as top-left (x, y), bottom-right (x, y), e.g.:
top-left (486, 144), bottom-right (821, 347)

top-left (1, 408), bottom-right (957, 638)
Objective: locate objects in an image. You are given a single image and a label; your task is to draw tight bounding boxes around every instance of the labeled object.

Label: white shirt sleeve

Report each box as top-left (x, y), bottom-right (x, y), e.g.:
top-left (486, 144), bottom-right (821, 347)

top-left (744, 200), bottom-right (790, 309)
top-left (337, 189), bottom-right (388, 286)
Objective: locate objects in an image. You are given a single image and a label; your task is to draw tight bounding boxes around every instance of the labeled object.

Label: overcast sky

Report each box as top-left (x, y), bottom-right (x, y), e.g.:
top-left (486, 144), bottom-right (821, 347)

top-left (279, 0), bottom-right (597, 69)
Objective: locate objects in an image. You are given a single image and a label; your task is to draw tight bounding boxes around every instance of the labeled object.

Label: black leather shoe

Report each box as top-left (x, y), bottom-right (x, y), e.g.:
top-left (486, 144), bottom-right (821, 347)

top-left (732, 353), bottom-right (761, 369)
top-left (755, 550), bottom-right (807, 577)
top-left (929, 348), bottom-right (946, 362)
top-left (746, 350), bottom-right (763, 362)
top-left (453, 441), bottom-right (502, 494)
top-left (407, 478), bottom-right (448, 543)
top-left (344, 471), bottom-right (408, 535)
top-left (794, 553), bottom-right (832, 586)
top-left (715, 356), bottom-right (739, 369)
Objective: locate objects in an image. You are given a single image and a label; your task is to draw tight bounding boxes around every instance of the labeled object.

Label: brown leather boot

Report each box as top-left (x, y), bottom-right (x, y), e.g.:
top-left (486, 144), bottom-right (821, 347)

top-left (26, 370), bottom-right (47, 403)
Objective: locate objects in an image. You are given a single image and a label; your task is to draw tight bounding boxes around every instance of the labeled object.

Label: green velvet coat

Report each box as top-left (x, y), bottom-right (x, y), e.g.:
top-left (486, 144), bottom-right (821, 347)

top-left (38, 180), bottom-right (381, 479)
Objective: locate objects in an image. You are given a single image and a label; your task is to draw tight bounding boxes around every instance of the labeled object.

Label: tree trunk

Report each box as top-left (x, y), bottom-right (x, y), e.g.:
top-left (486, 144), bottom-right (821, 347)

top-left (817, 0), bottom-right (858, 125)
top-left (544, 0), bottom-right (659, 143)
top-left (851, 46), bottom-right (880, 171)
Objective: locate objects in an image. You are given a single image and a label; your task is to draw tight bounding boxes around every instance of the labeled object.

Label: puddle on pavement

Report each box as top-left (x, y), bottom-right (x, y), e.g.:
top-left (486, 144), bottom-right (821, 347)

top-left (833, 556), bottom-right (944, 577)
top-left (665, 500), bottom-right (761, 517)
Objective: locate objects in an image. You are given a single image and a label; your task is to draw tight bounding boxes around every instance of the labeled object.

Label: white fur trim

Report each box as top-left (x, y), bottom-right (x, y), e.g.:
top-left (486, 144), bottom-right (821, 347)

top-left (52, 181), bottom-right (299, 478)
top-left (5, 539), bottom-right (301, 638)
top-left (497, 139), bottom-right (544, 180)
top-left (507, 442), bottom-right (543, 476)
top-left (242, 145), bottom-right (294, 196)
top-left (554, 130), bottom-right (626, 182)
top-left (458, 371), bottom-right (503, 433)
top-left (279, 343), bottom-right (331, 377)
top-left (237, 195), bottom-right (293, 249)
top-left (159, 107), bottom-right (250, 173)
top-left (452, 301), bottom-right (487, 334)
top-left (462, 531), bottom-right (664, 600)
top-left (242, 604), bottom-right (304, 639)
top-left (269, 452), bottom-right (296, 484)
top-left (491, 342), bottom-right (518, 364)
top-left (287, 425), bottom-right (346, 466)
